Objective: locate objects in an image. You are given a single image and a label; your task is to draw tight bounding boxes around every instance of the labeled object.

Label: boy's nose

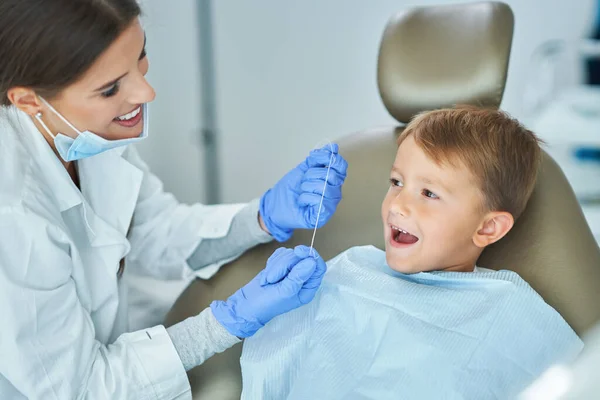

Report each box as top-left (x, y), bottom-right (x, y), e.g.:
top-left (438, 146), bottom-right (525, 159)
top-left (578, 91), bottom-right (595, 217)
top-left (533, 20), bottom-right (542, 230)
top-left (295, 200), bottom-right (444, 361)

top-left (390, 192), bottom-right (411, 217)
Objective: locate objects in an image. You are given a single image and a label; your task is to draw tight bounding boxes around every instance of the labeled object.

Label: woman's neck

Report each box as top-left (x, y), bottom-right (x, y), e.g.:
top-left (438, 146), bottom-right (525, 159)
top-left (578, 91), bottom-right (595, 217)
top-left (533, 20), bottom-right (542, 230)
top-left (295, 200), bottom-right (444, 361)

top-left (30, 115), bottom-right (80, 188)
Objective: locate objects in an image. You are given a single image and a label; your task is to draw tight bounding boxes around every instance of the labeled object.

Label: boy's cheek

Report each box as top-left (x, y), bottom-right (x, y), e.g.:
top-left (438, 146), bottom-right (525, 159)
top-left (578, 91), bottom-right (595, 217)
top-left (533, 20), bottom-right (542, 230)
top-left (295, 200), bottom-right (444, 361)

top-left (381, 196), bottom-right (393, 221)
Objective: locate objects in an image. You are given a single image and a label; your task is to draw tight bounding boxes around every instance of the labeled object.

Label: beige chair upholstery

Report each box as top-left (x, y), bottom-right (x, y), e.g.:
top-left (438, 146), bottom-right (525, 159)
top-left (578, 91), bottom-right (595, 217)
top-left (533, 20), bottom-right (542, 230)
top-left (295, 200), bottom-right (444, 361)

top-left (165, 2), bottom-right (600, 398)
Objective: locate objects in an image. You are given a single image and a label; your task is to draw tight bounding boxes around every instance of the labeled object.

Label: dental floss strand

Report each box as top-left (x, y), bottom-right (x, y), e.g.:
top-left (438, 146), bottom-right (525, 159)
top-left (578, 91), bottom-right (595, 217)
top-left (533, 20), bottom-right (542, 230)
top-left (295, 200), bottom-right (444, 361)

top-left (309, 141), bottom-right (335, 257)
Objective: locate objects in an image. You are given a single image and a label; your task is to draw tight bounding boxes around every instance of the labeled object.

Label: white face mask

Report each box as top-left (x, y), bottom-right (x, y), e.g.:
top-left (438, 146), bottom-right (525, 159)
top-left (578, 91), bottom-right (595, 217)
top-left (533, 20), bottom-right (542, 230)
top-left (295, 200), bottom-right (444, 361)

top-left (35, 97), bottom-right (149, 162)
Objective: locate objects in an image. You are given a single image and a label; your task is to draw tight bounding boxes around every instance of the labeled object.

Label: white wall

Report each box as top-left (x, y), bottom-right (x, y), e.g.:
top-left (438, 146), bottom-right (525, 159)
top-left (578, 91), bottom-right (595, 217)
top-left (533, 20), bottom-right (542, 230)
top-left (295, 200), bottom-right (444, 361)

top-left (136, 0), bottom-right (207, 204)
top-left (138, 0), bottom-right (595, 205)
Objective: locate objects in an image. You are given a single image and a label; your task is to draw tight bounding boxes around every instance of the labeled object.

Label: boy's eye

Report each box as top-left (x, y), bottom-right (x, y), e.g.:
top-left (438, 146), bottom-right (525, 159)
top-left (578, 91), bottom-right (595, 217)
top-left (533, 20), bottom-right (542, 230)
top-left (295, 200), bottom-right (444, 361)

top-left (101, 81), bottom-right (121, 98)
top-left (389, 178), bottom-right (403, 187)
top-left (422, 189), bottom-right (439, 199)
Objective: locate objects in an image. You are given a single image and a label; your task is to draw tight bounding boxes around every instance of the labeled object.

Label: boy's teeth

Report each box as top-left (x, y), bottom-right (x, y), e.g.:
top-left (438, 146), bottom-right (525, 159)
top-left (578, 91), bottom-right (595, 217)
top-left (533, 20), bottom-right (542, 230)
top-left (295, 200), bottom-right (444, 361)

top-left (392, 225), bottom-right (409, 234)
top-left (116, 106), bottom-right (141, 121)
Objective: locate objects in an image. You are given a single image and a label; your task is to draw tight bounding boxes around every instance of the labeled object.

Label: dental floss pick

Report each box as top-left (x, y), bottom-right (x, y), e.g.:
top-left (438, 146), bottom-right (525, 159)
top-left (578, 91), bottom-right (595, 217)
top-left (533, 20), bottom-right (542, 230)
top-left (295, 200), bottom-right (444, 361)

top-left (309, 141), bottom-right (335, 257)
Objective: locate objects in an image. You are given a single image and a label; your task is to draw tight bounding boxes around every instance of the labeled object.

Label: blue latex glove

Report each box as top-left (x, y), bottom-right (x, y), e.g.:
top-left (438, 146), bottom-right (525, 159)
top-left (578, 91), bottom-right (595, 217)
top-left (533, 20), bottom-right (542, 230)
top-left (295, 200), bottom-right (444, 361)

top-left (260, 144), bottom-right (348, 242)
top-left (210, 245), bottom-right (327, 338)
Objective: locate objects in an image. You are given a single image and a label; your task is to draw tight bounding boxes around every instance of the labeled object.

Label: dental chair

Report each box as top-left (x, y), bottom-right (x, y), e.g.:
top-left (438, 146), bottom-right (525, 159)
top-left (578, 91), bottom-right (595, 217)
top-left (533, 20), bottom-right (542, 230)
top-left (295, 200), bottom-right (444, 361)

top-left (165, 2), bottom-right (600, 398)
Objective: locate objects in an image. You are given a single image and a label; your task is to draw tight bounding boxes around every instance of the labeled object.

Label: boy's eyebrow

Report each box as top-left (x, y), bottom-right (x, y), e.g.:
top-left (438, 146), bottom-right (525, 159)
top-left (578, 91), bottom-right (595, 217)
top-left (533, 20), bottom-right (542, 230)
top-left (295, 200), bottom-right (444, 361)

top-left (418, 175), bottom-right (451, 193)
top-left (419, 176), bottom-right (436, 185)
top-left (393, 165), bottom-right (451, 192)
top-left (392, 165), bottom-right (451, 192)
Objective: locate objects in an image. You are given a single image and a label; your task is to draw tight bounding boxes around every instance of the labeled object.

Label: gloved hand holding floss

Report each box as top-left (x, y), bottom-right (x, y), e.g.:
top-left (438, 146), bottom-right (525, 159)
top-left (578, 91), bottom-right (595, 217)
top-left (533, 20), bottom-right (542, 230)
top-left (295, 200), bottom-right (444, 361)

top-left (210, 245), bottom-right (327, 338)
top-left (211, 142), bottom-right (347, 338)
top-left (307, 142), bottom-right (336, 256)
top-left (258, 142), bottom-right (347, 242)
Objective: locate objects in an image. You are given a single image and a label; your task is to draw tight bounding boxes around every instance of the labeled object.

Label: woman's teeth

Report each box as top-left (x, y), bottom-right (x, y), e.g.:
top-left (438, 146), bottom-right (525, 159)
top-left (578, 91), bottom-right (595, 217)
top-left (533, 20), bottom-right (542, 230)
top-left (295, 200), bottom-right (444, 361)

top-left (115, 106), bottom-right (141, 121)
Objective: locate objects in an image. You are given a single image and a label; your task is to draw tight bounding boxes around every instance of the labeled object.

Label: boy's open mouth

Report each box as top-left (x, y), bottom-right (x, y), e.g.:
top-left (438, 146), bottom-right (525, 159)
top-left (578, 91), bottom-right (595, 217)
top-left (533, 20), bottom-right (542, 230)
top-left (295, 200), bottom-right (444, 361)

top-left (391, 225), bottom-right (419, 245)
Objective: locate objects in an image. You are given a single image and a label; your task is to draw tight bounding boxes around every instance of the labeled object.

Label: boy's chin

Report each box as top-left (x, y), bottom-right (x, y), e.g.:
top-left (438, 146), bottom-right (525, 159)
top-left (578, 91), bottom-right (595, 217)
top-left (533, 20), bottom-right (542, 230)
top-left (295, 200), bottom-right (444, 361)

top-left (385, 251), bottom-right (423, 274)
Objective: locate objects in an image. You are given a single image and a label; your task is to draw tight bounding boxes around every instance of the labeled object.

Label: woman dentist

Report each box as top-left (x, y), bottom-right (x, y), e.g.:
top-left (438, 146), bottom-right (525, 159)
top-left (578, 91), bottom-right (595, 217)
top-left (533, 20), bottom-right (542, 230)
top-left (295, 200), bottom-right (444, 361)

top-left (0, 1), bottom-right (348, 398)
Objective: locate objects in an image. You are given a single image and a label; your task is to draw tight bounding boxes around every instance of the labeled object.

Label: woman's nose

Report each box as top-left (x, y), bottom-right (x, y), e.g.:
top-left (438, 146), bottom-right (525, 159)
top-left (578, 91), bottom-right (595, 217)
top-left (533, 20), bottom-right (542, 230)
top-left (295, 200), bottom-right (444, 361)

top-left (128, 74), bottom-right (156, 105)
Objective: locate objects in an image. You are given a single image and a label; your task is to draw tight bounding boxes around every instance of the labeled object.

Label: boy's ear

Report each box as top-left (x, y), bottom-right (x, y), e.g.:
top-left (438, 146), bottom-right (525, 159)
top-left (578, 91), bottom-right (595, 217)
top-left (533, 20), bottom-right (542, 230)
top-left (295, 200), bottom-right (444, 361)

top-left (473, 211), bottom-right (514, 248)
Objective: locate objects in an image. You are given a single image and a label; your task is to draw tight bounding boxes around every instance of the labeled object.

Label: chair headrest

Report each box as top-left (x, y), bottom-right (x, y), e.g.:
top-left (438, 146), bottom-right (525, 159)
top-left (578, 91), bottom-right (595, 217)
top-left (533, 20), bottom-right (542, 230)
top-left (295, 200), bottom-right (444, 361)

top-left (377, 1), bottom-right (514, 124)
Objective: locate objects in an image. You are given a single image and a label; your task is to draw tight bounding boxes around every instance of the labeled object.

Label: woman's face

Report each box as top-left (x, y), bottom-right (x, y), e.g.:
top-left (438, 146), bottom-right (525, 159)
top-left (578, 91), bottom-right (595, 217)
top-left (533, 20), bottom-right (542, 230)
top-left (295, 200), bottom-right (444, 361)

top-left (40, 19), bottom-right (155, 141)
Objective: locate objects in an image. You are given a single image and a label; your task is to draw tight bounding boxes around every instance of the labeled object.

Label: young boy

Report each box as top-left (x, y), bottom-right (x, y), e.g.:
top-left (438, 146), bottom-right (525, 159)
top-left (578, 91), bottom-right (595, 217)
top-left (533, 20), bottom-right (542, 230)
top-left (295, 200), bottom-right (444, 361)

top-left (239, 106), bottom-right (583, 400)
top-left (383, 105), bottom-right (538, 274)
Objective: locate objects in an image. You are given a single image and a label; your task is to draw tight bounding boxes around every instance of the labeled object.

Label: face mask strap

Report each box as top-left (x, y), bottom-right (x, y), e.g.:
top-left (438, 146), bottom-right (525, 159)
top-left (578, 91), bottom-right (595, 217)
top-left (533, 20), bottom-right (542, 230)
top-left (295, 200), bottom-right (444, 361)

top-left (34, 111), bottom-right (57, 140)
top-left (38, 96), bottom-right (82, 136)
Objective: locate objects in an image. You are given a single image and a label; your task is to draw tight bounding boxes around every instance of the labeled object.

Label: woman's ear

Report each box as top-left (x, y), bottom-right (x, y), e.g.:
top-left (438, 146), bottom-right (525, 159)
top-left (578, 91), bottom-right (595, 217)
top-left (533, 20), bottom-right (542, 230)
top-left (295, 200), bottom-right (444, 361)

top-left (473, 211), bottom-right (514, 248)
top-left (7, 87), bottom-right (42, 115)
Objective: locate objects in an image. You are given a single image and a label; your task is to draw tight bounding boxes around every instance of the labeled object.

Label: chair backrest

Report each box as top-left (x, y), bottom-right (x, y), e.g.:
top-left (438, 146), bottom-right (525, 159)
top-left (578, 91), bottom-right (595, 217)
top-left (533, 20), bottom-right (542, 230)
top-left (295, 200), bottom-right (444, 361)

top-left (377, 1), bottom-right (514, 123)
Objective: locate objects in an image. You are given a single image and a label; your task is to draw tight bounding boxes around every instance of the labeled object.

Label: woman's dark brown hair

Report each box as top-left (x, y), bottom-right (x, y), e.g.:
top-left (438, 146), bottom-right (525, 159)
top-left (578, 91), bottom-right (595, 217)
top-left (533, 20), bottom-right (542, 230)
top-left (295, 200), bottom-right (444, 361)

top-left (0, 0), bottom-right (142, 106)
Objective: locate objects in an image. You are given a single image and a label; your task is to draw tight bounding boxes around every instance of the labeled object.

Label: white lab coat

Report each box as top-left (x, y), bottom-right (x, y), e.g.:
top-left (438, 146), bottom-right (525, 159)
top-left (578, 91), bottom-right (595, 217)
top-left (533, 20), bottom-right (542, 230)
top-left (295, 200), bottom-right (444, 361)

top-left (0, 107), bottom-right (247, 399)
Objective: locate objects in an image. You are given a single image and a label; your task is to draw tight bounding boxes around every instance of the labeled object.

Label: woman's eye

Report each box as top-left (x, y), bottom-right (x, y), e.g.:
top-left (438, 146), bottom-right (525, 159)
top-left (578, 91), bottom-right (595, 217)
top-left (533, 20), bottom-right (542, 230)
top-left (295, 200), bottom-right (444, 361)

top-left (101, 81), bottom-right (121, 98)
top-left (389, 178), bottom-right (403, 187)
top-left (422, 189), bottom-right (439, 199)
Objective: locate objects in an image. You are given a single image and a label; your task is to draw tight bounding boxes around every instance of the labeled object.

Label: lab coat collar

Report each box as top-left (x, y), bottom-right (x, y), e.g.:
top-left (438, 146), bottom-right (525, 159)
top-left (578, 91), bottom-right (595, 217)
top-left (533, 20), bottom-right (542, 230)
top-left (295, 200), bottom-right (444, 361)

top-left (17, 109), bottom-right (143, 247)
top-left (78, 147), bottom-right (144, 246)
top-left (16, 108), bottom-right (82, 212)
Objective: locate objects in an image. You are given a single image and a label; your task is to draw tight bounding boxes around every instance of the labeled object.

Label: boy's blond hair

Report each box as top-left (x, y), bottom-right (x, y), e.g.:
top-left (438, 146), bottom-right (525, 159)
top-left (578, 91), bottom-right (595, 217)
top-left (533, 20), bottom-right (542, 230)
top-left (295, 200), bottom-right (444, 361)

top-left (397, 105), bottom-right (542, 219)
